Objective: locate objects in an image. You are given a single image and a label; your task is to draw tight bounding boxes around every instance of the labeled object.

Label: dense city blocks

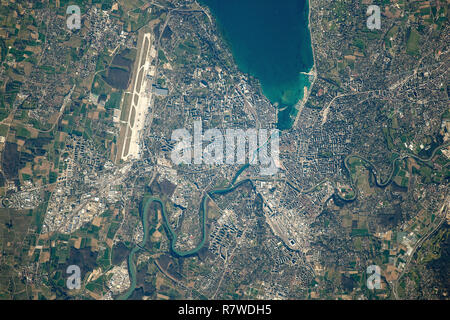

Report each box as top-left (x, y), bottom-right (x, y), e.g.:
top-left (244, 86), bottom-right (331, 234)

top-left (0, 0), bottom-right (448, 302)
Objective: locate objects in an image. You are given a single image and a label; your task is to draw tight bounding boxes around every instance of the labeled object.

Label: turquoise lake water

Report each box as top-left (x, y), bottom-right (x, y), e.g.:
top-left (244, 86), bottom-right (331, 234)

top-left (199, 0), bottom-right (314, 129)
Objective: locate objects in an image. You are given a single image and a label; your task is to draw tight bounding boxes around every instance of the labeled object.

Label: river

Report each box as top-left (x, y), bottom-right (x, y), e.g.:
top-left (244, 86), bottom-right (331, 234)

top-left (118, 164), bottom-right (250, 299)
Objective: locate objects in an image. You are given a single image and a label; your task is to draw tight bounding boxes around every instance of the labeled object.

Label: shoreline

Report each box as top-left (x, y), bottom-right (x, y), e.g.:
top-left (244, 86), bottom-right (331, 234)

top-left (292, 0), bottom-right (317, 129)
top-left (198, 0), bottom-right (315, 131)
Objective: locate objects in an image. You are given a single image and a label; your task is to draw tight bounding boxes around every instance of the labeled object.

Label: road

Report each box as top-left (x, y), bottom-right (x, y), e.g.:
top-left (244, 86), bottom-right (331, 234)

top-left (392, 196), bottom-right (449, 299)
top-left (343, 141), bottom-right (450, 200)
top-left (34, 84), bottom-right (76, 133)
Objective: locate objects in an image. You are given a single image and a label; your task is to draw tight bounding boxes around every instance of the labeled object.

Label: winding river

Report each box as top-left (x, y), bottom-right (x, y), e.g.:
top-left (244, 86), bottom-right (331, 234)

top-left (118, 164), bottom-right (249, 300)
top-left (118, 142), bottom-right (449, 299)
top-left (341, 142), bottom-right (450, 201)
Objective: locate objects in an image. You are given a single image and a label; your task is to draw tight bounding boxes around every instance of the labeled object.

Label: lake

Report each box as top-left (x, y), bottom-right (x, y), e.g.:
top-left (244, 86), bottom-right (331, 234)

top-left (199, 0), bottom-right (314, 129)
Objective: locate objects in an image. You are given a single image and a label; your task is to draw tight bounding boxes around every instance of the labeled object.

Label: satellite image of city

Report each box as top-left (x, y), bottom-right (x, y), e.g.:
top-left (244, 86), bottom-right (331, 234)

top-left (0, 0), bottom-right (449, 305)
